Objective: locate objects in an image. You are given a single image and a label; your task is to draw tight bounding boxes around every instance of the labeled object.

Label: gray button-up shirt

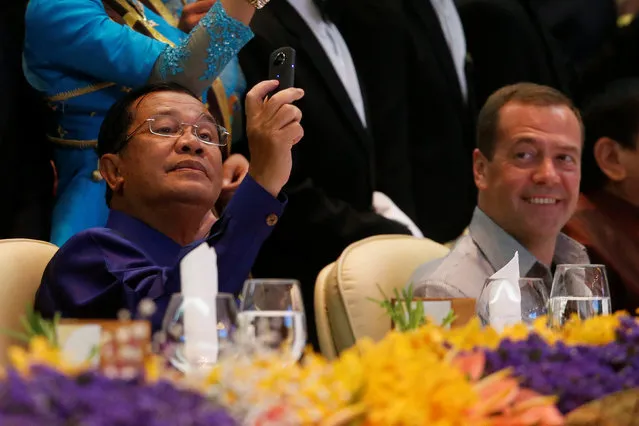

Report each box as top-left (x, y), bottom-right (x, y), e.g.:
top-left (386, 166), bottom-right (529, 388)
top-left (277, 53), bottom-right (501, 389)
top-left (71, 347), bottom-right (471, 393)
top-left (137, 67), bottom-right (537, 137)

top-left (410, 208), bottom-right (590, 298)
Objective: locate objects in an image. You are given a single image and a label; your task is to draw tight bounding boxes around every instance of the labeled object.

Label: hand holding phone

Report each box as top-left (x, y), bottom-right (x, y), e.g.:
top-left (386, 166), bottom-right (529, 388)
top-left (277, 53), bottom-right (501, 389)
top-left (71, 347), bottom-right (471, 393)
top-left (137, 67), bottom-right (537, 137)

top-left (268, 47), bottom-right (296, 95)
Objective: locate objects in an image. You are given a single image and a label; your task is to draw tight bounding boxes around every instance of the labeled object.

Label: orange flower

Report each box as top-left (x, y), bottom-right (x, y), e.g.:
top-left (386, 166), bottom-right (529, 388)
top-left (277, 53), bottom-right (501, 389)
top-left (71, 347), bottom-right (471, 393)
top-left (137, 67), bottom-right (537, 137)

top-left (453, 351), bottom-right (564, 426)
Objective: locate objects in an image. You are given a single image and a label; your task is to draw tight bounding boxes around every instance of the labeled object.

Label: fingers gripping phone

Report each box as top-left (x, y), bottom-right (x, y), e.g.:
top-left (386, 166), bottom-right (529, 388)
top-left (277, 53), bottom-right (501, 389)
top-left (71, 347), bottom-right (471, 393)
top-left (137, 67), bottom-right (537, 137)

top-left (268, 47), bottom-right (296, 94)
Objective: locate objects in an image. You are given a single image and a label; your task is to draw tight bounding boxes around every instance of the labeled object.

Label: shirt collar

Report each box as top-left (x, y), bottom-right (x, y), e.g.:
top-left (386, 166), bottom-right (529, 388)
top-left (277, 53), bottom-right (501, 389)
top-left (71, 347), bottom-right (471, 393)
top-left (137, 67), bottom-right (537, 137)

top-left (469, 207), bottom-right (588, 278)
top-left (106, 210), bottom-right (183, 267)
top-left (287, 0), bottom-right (325, 24)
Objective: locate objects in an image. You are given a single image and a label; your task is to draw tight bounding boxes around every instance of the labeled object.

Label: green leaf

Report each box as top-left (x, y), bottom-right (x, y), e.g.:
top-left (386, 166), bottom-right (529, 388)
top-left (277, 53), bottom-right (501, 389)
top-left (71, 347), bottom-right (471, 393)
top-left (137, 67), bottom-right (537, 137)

top-left (397, 288), bottom-right (409, 327)
top-left (2, 304), bottom-right (62, 348)
top-left (0, 328), bottom-right (31, 344)
top-left (86, 345), bottom-right (100, 362)
top-left (413, 299), bottom-right (425, 328)
top-left (442, 310), bottom-right (457, 328)
top-left (369, 283), bottom-right (460, 332)
top-left (51, 312), bottom-right (61, 347)
top-left (19, 316), bottom-right (36, 337)
top-left (40, 320), bottom-right (56, 346)
top-left (369, 283), bottom-right (443, 332)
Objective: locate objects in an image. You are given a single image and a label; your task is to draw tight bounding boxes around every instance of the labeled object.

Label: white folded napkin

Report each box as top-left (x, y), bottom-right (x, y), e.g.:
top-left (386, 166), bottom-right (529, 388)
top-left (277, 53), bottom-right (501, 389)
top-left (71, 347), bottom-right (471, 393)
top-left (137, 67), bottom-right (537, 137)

top-left (180, 242), bottom-right (219, 367)
top-left (488, 252), bottom-right (522, 331)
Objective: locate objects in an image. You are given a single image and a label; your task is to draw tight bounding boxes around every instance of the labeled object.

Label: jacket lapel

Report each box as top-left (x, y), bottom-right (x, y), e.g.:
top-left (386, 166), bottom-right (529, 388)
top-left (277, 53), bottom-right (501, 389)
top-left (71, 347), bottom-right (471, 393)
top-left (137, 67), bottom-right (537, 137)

top-left (266, 0), bottom-right (372, 149)
top-left (404, 0), bottom-right (465, 104)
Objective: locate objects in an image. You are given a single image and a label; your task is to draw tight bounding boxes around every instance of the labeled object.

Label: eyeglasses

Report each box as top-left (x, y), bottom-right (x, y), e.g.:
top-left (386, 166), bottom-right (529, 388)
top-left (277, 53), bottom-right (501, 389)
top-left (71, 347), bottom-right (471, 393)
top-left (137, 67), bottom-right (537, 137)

top-left (125, 114), bottom-right (229, 147)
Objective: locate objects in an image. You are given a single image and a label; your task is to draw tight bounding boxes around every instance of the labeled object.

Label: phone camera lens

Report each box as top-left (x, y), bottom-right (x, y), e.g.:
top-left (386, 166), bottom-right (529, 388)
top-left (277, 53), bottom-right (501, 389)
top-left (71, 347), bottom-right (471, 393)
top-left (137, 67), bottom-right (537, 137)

top-left (274, 52), bottom-right (286, 66)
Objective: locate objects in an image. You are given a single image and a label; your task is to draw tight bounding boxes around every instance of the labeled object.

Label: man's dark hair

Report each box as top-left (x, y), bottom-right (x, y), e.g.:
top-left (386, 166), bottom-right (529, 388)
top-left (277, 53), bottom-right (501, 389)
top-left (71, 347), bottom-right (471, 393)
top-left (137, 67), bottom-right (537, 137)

top-left (581, 79), bottom-right (639, 193)
top-left (476, 83), bottom-right (583, 160)
top-left (98, 82), bottom-right (222, 206)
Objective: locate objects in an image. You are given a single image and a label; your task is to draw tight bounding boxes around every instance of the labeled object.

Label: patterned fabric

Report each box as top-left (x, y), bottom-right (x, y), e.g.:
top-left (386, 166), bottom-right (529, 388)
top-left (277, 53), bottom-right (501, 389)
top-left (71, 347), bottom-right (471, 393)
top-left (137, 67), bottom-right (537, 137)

top-left (153, 1), bottom-right (252, 92)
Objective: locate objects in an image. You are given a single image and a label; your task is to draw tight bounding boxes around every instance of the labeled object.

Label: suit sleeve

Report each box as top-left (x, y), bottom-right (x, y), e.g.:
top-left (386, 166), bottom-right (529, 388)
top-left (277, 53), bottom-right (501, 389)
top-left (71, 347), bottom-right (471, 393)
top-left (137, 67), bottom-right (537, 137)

top-left (24, 0), bottom-right (252, 92)
top-left (207, 175), bottom-right (286, 293)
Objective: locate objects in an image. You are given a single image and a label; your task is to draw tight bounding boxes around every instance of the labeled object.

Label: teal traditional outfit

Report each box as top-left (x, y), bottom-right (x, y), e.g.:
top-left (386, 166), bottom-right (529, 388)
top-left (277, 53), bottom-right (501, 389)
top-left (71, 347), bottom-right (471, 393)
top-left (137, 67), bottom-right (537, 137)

top-left (23, 0), bottom-right (252, 246)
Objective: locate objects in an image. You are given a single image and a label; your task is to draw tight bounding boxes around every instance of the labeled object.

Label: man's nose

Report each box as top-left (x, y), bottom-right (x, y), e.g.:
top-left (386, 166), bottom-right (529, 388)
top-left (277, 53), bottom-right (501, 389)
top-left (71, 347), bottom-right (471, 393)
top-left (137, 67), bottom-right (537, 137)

top-left (532, 157), bottom-right (560, 185)
top-left (175, 126), bottom-right (204, 155)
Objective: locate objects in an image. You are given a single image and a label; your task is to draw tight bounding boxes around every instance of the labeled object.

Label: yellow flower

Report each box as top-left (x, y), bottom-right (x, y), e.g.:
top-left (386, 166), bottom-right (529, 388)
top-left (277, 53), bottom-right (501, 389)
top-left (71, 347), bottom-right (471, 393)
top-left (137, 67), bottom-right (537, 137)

top-left (5, 337), bottom-right (87, 376)
top-left (437, 312), bottom-right (630, 349)
top-left (439, 318), bottom-right (501, 351)
top-left (560, 311), bottom-right (625, 345)
top-left (207, 311), bottom-right (635, 425)
top-left (348, 330), bottom-right (483, 426)
top-left (143, 354), bottom-right (162, 382)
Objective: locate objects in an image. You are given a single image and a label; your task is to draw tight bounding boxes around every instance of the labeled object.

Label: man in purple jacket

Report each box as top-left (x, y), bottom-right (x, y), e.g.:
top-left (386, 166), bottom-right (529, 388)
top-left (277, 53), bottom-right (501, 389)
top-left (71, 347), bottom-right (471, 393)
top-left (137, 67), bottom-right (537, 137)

top-left (35, 79), bottom-right (304, 330)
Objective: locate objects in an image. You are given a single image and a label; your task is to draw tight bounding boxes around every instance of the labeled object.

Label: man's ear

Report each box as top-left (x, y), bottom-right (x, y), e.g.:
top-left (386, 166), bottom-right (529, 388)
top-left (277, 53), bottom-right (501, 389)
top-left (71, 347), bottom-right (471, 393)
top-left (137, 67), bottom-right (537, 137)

top-left (594, 137), bottom-right (626, 182)
top-left (99, 154), bottom-right (125, 194)
top-left (473, 148), bottom-right (489, 190)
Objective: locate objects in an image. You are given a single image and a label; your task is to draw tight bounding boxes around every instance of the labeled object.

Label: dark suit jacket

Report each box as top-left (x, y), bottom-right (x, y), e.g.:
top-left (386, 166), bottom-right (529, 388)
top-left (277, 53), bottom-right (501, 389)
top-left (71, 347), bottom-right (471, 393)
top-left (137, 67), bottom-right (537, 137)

top-left (458, 0), bottom-right (639, 109)
top-left (528, 0), bottom-right (639, 105)
top-left (531, 0), bottom-right (618, 69)
top-left (0, 2), bottom-right (53, 239)
top-left (237, 0), bottom-right (411, 347)
top-left (457, 0), bottom-right (573, 110)
top-left (333, 0), bottom-right (477, 243)
top-left (576, 16), bottom-right (639, 105)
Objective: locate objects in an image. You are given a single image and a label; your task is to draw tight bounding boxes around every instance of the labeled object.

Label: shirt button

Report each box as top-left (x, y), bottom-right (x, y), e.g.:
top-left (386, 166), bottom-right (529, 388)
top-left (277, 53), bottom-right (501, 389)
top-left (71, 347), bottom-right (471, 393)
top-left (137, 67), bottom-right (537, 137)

top-left (265, 213), bottom-right (279, 226)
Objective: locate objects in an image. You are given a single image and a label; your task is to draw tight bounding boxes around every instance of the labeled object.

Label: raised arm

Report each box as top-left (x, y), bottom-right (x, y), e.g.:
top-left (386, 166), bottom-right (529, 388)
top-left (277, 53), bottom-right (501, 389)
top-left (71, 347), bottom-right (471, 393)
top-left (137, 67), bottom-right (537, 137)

top-left (150, 0), bottom-right (255, 95)
top-left (24, 0), bottom-right (254, 92)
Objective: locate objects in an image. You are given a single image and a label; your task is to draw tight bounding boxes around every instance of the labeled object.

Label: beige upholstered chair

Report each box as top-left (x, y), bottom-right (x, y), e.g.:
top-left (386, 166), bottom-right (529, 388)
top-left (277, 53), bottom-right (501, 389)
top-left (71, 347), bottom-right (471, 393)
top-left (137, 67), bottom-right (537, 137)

top-left (315, 235), bottom-right (449, 359)
top-left (0, 239), bottom-right (58, 365)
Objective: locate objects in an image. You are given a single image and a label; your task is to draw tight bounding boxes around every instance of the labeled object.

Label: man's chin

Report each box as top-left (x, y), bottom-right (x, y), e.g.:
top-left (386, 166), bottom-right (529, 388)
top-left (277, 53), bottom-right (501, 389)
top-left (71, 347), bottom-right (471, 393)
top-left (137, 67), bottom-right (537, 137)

top-left (166, 183), bottom-right (219, 206)
top-left (522, 215), bottom-right (566, 238)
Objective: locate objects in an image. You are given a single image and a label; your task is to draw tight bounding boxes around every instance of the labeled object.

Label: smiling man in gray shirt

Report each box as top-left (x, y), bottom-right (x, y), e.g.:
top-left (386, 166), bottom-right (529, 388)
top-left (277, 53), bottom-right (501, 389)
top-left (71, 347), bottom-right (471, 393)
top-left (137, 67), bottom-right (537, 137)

top-left (410, 83), bottom-right (589, 298)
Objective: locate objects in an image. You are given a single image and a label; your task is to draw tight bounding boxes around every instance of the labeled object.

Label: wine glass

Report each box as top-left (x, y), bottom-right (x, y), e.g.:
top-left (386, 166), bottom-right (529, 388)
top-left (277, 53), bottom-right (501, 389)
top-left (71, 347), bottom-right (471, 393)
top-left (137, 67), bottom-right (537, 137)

top-left (161, 292), bottom-right (238, 374)
top-left (548, 264), bottom-right (611, 328)
top-left (237, 279), bottom-right (306, 361)
top-left (477, 278), bottom-right (549, 328)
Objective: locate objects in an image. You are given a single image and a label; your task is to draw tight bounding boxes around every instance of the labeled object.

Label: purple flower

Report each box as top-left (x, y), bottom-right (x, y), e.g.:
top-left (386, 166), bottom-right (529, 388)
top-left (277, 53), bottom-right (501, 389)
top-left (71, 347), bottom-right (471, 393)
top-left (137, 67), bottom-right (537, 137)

top-left (0, 367), bottom-right (236, 425)
top-left (479, 319), bottom-right (639, 413)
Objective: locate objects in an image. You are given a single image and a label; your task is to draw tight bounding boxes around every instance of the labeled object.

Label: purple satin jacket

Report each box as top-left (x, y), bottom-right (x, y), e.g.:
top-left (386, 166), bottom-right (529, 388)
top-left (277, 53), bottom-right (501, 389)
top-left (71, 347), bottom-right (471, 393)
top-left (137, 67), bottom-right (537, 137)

top-left (35, 176), bottom-right (285, 331)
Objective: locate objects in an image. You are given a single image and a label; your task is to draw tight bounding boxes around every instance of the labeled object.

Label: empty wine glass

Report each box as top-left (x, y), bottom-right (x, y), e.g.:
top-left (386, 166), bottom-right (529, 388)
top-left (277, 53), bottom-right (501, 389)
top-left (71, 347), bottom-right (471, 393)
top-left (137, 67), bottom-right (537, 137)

top-left (238, 279), bottom-right (306, 361)
top-left (548, 264), bottom-right (611, 328)
top-left (477, 278), bottom-right (549, 328)
top-left (161, 292), bottom-right (238, 374)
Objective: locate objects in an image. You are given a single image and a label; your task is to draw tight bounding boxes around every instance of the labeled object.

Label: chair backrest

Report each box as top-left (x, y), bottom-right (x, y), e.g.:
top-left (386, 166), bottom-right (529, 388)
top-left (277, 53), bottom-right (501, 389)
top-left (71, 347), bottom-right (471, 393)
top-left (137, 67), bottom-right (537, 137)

top-left (314, 235), bottom-right (449, 359)
top-left (0, 239), bottom-right (58, 365)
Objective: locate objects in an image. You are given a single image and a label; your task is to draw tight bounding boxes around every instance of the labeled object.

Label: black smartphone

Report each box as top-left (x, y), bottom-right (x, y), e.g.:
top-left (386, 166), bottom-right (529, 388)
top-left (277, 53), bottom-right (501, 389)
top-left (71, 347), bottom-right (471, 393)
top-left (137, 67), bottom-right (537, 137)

top-left (268, 47), bottom-right (296, 94)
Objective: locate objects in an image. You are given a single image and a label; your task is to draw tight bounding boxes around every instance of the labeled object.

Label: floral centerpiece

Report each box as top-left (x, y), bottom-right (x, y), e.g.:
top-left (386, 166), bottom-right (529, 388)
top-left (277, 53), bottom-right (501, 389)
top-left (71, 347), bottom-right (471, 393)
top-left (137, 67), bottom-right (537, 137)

top-left (2, 304), bottom-right (639, 425)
